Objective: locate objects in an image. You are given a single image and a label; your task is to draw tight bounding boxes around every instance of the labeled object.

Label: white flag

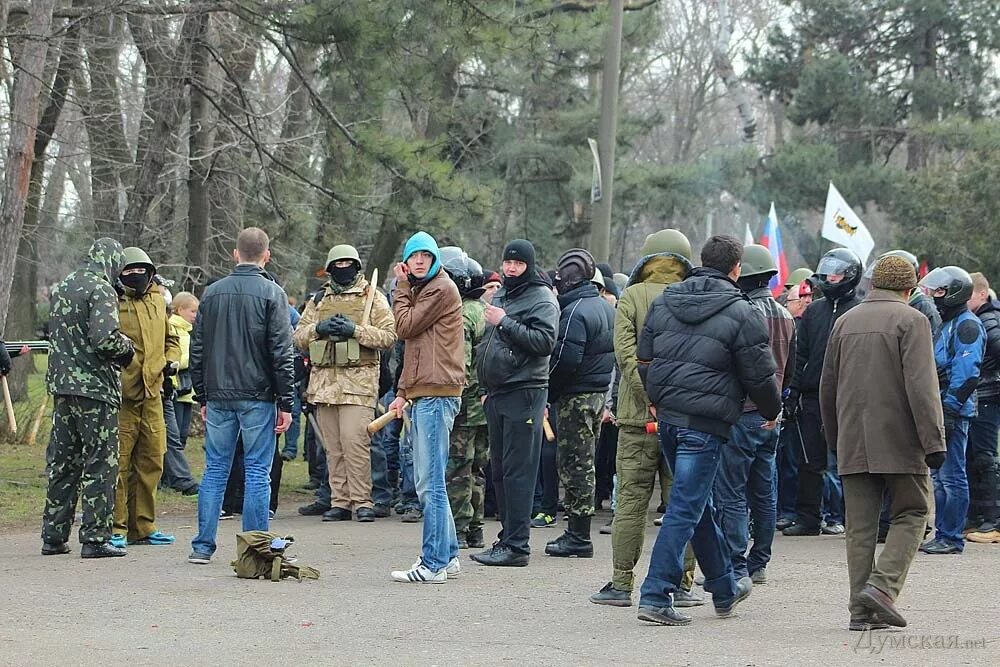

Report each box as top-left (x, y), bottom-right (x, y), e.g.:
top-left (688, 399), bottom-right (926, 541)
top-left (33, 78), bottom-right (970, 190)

top-left (744, 223), bottom-right (754, 245)
top-left (822, 182), bottom-right (875, 264)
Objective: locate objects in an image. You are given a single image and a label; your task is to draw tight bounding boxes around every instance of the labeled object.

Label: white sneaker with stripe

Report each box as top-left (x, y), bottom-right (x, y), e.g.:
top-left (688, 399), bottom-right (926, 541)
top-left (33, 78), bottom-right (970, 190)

top-left (391, 561), bottom-right (447, 583)
top-left (411, 556), bottom-right (460, 579)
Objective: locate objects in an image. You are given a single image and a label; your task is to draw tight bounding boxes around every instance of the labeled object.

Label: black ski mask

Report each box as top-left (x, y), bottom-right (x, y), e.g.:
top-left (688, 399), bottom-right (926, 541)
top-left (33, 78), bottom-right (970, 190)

top-left (329, 264), bottom-right (360, 286)
top-left (120, 269), bottom-right (150, 294)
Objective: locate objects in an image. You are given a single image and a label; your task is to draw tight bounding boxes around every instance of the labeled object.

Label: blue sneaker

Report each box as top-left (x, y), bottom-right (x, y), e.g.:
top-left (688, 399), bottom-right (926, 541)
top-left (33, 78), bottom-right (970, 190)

top-left (130, 531), bottom-right (176, 546)
top-left (110, 534), bottom-right (126, 549)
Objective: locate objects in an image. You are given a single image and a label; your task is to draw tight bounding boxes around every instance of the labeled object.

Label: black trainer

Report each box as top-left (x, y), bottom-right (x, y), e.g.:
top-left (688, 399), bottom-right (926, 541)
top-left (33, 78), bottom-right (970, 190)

top-left (470, 543), bottom-right (528, 567)
top-left (81, 542), bottom-right (127, 558)
top-left (298, 502), bottom-right (332, 516)
top-left (782, 523), bottom-right (821, 537)
top-left (715, 577), bottom-right (753, 617)
top-left (466, 527), bottom-right (485, 549)
top-left (372, 504), bottom-right (391, 518)
top-left (590, 582), bottom-right (632, 607)
top-left (322, 507), bottom-right (352, 522)
top-left (356, 507), bottom-right (376, 522)
top-left (41, 541), bottom-right (70, 556)
top-left (637, 605), bottom-right (692, 626)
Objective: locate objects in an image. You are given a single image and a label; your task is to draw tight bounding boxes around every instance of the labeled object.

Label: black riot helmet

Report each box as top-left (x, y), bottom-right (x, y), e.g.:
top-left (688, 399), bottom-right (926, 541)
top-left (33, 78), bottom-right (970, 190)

top-left (465, 257), bottom-right (486, 299)
top-left (440, 246), bottom-right (471, 293)
top-left (919, 266), bottom-right (973, 320)
top-left (815, 248), bottom-right (862, 300)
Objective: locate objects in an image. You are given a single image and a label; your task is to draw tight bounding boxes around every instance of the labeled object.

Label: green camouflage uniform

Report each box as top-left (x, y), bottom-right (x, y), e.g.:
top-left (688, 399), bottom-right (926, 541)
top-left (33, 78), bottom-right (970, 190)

top-left (41, 238), bottom-right (134, 546)
top-left (556, 392), bottom-right (605, 517)
top-left (446, 298), bottom-right (488, 536)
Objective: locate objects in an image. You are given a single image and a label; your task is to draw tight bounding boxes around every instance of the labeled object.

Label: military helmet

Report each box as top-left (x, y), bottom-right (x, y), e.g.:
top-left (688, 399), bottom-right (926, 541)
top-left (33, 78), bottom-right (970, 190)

top-left (785, 267), bottom-right (813, 288)
top-left (122, 246), bottom-right (156, 275)
top-left (640, 229), bottom-right (691, 260)
top-left (592, 267), bottom-right (606, 288)
top-left (612, 272), bottom-right (628, 291)
top-left (919, 266), bottom-right (973, 307)
top-left (326, 244), bottom-right (361, 272)
top-left (816, 248), bottom-right (862, 299)
top-left (740, 244), bottom-right (778, 279)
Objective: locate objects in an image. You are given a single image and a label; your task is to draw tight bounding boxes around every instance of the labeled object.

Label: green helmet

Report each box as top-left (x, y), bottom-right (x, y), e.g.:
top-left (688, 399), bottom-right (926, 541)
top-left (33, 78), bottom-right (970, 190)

top-left (640, 229), bottom-right (691, 260)
top-left (741, 244), bottom-right (778, 278)
top-left (785, 267), bottom-right (813, 288)
top-left (326, 244), bottom-right (361, 271)
top-left (122, 246), bottom-right (156, 274)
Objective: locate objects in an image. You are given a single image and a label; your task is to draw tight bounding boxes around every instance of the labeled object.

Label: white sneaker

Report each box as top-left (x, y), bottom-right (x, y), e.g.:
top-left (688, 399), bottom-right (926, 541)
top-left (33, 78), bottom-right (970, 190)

top-left (391, 562), bottom-right (447, 583)
top-left (654, 514), bottom-right (665, 526)
top-left (410, 556), bottom-right (460, 579)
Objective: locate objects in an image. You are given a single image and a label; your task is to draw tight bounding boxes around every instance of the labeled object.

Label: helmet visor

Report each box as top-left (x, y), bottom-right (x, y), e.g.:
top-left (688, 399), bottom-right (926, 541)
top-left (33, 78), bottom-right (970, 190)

top-left (918, 267), bottom-right (950, 297)
top-left (816, 256), bottom-right (855, 281)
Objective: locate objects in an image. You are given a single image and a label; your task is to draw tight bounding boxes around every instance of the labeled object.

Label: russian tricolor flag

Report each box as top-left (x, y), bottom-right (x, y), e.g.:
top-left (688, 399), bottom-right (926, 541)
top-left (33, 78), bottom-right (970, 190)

top-left (759, 202), bottom-right (788, 296)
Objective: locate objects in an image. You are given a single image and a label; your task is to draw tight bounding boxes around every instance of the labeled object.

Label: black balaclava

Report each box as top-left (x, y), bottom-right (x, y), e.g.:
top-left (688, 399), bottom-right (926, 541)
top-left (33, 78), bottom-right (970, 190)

top-left (120, 268), bottom-right (150, 294)
top-left (329, 263), bottom-right (360, 287)
top-left (502, 239), bottom-right (536, 291)
top-left (936, 299), bottom-right (967, 322)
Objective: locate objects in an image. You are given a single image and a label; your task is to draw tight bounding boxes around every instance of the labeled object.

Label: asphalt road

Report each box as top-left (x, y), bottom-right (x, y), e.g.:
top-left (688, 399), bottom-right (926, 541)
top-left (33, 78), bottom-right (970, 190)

top-left (2, 508), bottom-right (997, 666)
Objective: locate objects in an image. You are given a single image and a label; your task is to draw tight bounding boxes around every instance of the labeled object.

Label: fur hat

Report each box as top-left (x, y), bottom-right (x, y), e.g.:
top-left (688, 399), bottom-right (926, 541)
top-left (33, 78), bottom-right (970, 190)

top-left (871, 255), bottom-right (917, 292)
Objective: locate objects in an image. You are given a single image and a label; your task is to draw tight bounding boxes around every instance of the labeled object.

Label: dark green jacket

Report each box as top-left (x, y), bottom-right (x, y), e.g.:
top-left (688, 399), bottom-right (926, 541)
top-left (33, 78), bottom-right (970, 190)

top-left (46, 238), bottom-right (134, 406)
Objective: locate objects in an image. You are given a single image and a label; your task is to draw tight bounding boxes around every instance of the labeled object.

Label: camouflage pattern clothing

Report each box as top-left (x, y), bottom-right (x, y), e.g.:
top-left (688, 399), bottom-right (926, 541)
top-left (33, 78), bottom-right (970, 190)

top-left (42, 396), bottom-right (120, 544)
top-left (42, 238), bottom-right (133, 546)
top-left (293, 277), bottom-right (396, 407)
top-left (446, 298), bottom-right (487, 536)
top-left (556, 392), bottom-right (605, 517)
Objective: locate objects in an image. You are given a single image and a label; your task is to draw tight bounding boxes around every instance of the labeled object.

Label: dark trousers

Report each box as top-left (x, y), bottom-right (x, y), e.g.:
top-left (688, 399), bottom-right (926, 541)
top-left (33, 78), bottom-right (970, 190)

top-left (777, 417), bottom-right (801, 520)
top-left (793, 395), bottom-right (827, 529)
top-left (160, 394), bottom-right (197, 492)
top-left (223, 436), bottom-right (283, 513)
top-left (487, 388), bottom-right (546, 554)
top-left (595, 419), bottom-right (619, 505)
top-left (967, 400), bottom-right (1000, 528)
top-left (533, 405), bottom-right (559, 516)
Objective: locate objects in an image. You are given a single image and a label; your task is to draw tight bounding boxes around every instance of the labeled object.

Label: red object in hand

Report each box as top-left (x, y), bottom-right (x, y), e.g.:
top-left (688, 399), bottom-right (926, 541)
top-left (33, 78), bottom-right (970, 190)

top-left (19, 345), bottom-right (30, 356)
top-left (645, 421), bottom-right (658, 434)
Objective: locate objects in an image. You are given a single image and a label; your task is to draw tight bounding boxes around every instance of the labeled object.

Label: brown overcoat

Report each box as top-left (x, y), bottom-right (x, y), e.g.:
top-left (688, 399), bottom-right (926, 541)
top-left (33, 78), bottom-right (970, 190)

top-left (820, 289), bottom-right (946, 475)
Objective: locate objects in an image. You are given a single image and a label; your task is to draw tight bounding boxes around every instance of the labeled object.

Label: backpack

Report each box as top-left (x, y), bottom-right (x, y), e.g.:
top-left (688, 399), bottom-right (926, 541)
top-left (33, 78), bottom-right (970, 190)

top-left (231, 531), bottom-right (320, 582)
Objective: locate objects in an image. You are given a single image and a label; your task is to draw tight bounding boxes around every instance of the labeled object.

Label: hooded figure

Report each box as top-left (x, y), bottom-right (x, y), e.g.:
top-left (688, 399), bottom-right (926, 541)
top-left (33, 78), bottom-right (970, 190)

top-left (41, 238), bottom-right (136, 559)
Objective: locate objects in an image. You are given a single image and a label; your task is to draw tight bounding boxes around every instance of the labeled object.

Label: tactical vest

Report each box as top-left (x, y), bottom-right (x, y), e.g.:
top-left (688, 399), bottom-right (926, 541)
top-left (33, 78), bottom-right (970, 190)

top-left (309, 282), bottom-right (379, 368)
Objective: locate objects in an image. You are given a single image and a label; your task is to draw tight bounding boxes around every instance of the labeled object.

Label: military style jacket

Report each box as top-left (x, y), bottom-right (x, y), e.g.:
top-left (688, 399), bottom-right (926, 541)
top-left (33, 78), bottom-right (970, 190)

top-left (119, 283), bottom-right (180, 401)
top-left (46, 238), bottom-right (134, 406)
top-left (293, 277), bottom-right (396, 407)
top-left (459, 298), bottom-right (487, 427)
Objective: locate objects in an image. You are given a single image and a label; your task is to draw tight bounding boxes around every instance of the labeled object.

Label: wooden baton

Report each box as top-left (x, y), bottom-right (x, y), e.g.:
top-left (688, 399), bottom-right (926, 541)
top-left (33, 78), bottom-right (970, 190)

top-left (1, 376), bottom-right (17, 435)
top-left (367, 400), bottom-right (410, 434)
top-left (542, 416), bottom-right (555, 442)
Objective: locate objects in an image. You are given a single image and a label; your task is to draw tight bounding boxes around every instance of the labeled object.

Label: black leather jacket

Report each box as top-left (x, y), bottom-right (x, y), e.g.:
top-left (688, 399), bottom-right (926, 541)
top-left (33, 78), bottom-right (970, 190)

top-left (191, 264), bottom-right (296, 412)
top-left (976, 299), bottom-right (1000, 400)
top-left (477, 278), bottom-right (560, 396)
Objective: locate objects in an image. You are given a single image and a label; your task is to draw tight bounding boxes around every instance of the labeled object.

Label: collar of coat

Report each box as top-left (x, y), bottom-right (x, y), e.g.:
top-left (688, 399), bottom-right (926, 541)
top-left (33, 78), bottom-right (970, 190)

top-left (866, 288), bottom-right (909, 304)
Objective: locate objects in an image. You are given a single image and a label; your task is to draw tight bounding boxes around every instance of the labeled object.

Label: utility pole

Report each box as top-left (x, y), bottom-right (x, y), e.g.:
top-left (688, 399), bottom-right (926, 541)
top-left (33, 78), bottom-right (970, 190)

top-left (590, 0), bottom-right (625, 264)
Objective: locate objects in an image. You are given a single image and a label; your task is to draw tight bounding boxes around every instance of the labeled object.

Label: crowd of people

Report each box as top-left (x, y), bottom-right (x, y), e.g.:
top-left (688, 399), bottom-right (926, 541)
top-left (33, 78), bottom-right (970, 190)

top-left (5, 221), bottom-right (998, 629)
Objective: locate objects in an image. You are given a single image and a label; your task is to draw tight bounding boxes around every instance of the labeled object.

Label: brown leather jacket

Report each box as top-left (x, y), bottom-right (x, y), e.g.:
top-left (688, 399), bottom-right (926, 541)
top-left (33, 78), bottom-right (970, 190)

top-left (392, 271), bottom-right (465, 400)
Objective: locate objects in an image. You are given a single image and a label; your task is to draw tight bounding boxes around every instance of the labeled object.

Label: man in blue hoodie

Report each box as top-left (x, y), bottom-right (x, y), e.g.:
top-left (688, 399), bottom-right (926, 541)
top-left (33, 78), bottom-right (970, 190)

top-left (388, 232), bottom-right (467, 583)
top-left (635, 235), bottom-right (781, 626)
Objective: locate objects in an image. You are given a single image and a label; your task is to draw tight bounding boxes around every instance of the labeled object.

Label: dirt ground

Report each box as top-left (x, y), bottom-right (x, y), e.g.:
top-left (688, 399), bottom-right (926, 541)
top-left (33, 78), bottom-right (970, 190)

top-left (1, 506), bottom-right (997, 667)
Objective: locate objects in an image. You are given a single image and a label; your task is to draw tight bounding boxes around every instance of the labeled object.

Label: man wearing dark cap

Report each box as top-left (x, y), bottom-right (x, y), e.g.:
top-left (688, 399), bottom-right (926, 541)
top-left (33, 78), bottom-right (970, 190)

top-left (474, 239), bottom-right (560, 567)
top-left (820, 255), bottom-right (946, 630)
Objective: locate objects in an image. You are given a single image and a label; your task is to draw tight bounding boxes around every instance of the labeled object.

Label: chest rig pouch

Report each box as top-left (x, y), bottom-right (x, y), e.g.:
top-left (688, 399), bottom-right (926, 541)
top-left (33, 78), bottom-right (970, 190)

top-left (309, 285), bottom-right (375, 368)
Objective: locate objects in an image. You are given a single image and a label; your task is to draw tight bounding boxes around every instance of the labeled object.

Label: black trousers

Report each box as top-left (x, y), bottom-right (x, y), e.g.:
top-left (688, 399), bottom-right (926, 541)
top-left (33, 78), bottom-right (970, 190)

top-left (223, 435), bottom-right (283, 513)
top-left (793, 395), bottom-right (827, 529)
top-left (487, 387), bottom-right (547, 554)
top-left (595, 420), bottom-right (619, 504)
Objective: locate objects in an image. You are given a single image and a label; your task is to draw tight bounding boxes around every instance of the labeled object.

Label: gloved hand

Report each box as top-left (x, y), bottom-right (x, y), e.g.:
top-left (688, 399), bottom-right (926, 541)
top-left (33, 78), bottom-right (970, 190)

top-left (162, 376), bottom-right (176, 401)
top-left (327, 315), bottom-right (356, 339)
top-left (0, 343), bottom-right (11, 376)
top-left (315, 317), bottom-right (339, 338)
top-left (783, 389), bottom-right (800, 421)
top-left (163, 361), bottom-right (179, 377)
top-left (942, 411), bottom-right (956, 442)
top-left (925, 451), bottom-right (946, 469)
top-left (113, 345), bottom-right (135, 368)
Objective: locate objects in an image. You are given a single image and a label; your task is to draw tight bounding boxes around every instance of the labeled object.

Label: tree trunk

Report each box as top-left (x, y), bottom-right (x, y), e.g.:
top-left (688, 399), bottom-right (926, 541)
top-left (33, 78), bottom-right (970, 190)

top-left (0, 0), bottom-right (57, 337)
top-left (185, 11), bottom-right (214, 291)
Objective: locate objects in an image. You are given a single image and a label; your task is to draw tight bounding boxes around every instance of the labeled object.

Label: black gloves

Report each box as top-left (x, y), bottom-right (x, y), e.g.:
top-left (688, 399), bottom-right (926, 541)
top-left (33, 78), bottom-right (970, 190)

top-left (925, 452), bottom-right (946, 469)
top-left (942, 411), bottom-right (957, 442)
top-left (163, 361), bottom-right (179, 377)
top-left (113, 345), bottom-right (135, 368)
top-left (162, 376), bottom-right (175, 401)
top-left (783, 389), bottom-right (800, 421)
top-left (315, 315), bottom-right (356, 339)
top-left (0, 343), bottom-right (11, 376)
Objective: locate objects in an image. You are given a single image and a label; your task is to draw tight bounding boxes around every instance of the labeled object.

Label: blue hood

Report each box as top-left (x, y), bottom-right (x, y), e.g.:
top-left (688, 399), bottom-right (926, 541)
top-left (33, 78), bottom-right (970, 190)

top-left (402, 231), bottom-right (442, 279)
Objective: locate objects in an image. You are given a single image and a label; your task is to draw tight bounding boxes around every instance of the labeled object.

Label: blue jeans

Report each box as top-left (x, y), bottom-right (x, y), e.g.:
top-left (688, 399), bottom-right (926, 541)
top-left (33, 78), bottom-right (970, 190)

top-left (639, 423), bottom-right (738, 610)
top-left (932, 417), bottom-right (971, 549)
top-left (192, 400), bottom-right (276, 556)
top-left (409, 396), bottom-right (460, 571)
top-left (174, 400), bottom-right (193, 449)
top-left (776, 418), bottom-right (801, 521)
top-left (823, 449), bottom-right (844, 525)
top-left (715, 412), bottom-right (778, 579)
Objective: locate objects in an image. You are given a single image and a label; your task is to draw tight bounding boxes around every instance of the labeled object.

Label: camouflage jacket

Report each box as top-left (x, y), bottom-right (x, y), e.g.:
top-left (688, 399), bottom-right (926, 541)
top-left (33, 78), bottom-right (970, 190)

top-left (119, 283), bottom-right (180, 401)
top-left (460, 298), bottom-right (487, 426)
top-left (45, 238), bottom-right (135, 407)
top-left (293, 278), bottom-right (396, 407)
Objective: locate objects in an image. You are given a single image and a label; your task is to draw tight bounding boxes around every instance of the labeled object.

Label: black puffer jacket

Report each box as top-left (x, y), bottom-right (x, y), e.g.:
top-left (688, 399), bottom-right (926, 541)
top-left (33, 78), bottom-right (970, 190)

top-left (791, 292), bottom-right (861, 397)
top-left (549, 282), bottom-right (615, 400)
top-left (477, 277), bottom-right (560, 395)
top-left (910, 290), bottom-right (942, 335)
top-left (191, 264), bottom-right (296, 412)
top-left (637, 268), bottom-right (780, 438)
top-left (976, 299), bottom-right (1000, 400)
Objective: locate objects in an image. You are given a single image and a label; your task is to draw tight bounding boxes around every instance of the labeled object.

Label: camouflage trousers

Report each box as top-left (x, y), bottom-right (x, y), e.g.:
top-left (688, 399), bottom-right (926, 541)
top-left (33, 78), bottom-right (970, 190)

top-left (446, 422), bottom-right (488, 535)
top-left (41, 395), bottom-right (120, 545)
top-left (556, 392), bottom-right (604, 518)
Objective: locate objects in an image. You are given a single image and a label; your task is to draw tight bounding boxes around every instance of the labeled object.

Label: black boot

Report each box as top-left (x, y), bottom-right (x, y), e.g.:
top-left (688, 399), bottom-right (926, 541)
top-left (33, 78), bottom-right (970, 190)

top-left (545, 516), bottom-right (593, 558)
top-left (467, 526), bottom-right (485, 549)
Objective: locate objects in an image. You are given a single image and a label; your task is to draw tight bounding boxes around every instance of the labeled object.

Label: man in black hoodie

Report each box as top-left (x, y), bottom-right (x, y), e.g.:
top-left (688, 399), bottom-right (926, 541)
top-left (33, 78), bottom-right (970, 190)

top-left (473, 239), bottom-right (560, 567)
top-left (636, 235), bottom-right (781, 626)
